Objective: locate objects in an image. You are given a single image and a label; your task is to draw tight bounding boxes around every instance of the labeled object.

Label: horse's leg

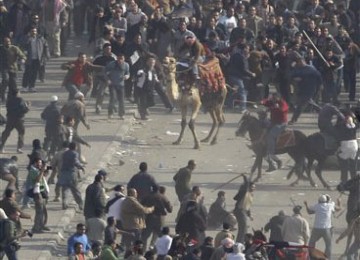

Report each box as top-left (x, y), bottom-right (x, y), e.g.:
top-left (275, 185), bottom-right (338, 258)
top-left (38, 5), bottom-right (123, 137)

top-left (315, 159), bottom-right (330, 189)
top-left (210, 106), bottom-right (225, 145)
top-left (305, 158), bottom-right (317, 187)
top-left (201, 109), bottom-right (216, 143)
top-left (2, 173), bottom-right (17, 191)
top-left (173, 105), bottom-right (187, 145)
top-left (252, 155), bottom-right (263, 183)
top-left (189, 100), bottom-right (201, 149)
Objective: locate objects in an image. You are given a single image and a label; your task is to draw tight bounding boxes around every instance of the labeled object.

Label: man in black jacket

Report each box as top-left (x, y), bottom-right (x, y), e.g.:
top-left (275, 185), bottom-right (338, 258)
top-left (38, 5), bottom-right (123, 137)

top-left (226, 44), bottom-right (255, 112)
top-left (0, 90), bottom-right (29, 154)
top-left (84, 174), bottom-right (107, 220)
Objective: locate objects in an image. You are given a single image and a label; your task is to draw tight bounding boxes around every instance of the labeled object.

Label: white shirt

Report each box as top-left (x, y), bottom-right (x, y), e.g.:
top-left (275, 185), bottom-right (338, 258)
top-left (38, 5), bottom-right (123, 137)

top-left (107, 192), bottom-right (125, 221)
top-left (309, 202), bottom-right (335, 229)
top-left (155, 235), bottom-right (172, 255)
top-left (218, 15), bottom-right (237, 33)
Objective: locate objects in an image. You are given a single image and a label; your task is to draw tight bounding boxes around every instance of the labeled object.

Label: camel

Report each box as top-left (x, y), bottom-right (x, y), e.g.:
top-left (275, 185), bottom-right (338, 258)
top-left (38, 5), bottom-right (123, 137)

top-left (162, 56), bottom-right (227, 148)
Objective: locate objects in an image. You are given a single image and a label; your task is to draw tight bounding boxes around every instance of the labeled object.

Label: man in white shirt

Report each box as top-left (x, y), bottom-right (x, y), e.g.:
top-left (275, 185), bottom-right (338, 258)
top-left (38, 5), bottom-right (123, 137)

top-left (106, 185), bottom-right (126, 229)
top-left (155, 226), bottom-right (172, 259)
top-left (304, 194), bottom-right (341, 259)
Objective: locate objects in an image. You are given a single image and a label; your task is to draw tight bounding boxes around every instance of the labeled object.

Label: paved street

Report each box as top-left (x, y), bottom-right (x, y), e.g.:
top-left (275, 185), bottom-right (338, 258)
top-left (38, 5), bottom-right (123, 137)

top-left (0, 36), bottom-right (353, 259)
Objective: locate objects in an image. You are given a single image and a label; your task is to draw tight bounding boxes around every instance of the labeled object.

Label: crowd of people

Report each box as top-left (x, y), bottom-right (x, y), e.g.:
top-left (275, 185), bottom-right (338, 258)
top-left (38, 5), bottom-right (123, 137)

top-left (0, 0), bottom-right (360, 259)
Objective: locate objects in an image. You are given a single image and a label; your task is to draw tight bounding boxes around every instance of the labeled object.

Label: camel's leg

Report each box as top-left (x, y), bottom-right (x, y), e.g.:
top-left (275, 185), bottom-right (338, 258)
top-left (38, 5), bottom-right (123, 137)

top-left (210, 106), bottom-right (225, 145)
top-left (201, 109), bottom-right (217, 143)
top-left (189, 98), bottom-right (201, 149)
top-left (315, 160), bottom-right (330, 189)
top-left (189, 119), bottom-right (200, 149)
top-left (173, 106), bottom-right (187, 145)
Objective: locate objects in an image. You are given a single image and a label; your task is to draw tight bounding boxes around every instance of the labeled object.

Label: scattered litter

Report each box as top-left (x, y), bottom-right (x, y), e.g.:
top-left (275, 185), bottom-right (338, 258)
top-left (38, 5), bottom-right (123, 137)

top-left (297, 193), bottom-right (305, 196)
top-left (57, 232), bottom-right (65, 241)
top-left (166, 130), bottom-right (180, 136)
top-left (119, 159), bottom-right (125, 166)
top-left (226, 165), bottom-right (233, 167)
top-left (201, 130), bottom-right (209, 134)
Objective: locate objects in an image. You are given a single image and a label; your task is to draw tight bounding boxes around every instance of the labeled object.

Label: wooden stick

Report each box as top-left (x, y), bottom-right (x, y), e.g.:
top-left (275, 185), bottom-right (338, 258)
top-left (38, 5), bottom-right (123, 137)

top-left (211, 172), bottom-right (247, 192)
top-left (303, 30), bottom-right (330, 67)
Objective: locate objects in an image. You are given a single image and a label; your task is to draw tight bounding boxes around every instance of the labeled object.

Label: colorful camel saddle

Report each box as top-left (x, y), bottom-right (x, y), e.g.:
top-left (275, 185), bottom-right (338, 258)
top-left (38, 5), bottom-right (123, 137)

top-left (198, 57), bottom-right (226, 95)
top-left (276, 129), bottom-right (296, 149)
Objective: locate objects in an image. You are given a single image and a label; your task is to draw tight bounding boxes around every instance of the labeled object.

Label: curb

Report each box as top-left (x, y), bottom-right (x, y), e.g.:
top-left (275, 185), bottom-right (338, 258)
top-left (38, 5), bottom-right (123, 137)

top-left (35, 119), bottom-right (134, 260)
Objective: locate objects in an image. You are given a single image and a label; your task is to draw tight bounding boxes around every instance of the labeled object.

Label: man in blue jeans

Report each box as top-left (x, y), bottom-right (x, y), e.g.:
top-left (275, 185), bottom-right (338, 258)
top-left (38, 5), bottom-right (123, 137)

top-left (105, 53), bottom-right (130, 120)
top-left (226, 43), bottom-right (255, 112)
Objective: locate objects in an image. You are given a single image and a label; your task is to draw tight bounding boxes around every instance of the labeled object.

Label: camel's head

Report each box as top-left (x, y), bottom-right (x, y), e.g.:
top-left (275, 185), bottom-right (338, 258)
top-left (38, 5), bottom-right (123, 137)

top-left (162, 57), bottom-right (177, 74)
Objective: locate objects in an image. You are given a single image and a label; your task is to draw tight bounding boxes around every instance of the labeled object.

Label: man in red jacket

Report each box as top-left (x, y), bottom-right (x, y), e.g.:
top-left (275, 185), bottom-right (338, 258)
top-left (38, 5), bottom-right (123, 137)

top-left (261, 93), bottom-right (288, 172)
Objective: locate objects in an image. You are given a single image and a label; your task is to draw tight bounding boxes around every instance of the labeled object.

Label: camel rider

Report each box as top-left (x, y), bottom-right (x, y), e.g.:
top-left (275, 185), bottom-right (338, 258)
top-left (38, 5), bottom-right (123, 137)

top-left (317, 103), bottom-right (345, 138)
top-left (177, 34), bottom-right (206, 81)
top-left (261, 93), bottom-right (289, 172)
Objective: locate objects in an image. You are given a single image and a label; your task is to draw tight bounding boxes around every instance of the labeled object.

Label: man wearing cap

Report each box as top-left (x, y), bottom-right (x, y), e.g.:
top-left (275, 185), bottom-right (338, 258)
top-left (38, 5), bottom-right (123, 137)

top-left (92, 43), bottom-right (116, 114)
top-left (41, 95), bottom-right (62, 157)
top-left (281, 205), bottom-right (310, 245)
top-left (304, 194), bottom-right (341, 258)
top-left (61, 92), bottom-right (90, 130)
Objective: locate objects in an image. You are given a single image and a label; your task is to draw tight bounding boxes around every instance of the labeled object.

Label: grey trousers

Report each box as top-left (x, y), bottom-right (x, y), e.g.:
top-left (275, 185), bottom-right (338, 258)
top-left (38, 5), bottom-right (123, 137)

top-left (33, 193), bottom-right (47, 231)
top-left (309, 228), bottom-right (332, 259)
top-left (61, 182), bottom-right (83, 208)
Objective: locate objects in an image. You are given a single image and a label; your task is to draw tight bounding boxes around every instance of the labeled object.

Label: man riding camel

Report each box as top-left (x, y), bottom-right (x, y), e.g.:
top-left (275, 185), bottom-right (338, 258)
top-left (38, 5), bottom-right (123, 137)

top-left (261, 93), bottom-right (289, 172)
top-left (177, 34), bottom-right (206, 82)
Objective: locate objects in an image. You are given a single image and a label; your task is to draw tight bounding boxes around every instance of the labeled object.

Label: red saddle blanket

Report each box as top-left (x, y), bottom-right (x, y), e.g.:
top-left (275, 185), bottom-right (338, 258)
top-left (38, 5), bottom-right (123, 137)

top-left (276, 129), bottom-right (296, 149)
top-left (198, 57), bottom-right (226, 94)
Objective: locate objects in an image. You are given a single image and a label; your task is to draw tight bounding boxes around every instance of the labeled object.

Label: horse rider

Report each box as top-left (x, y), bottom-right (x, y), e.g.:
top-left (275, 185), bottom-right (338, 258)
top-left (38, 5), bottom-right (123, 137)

top-left (317, 103), bottom-right (345, 139)
top-left (337, 112), bottom-right (358, 184)
top-left (261, 93), bottom-right (289, 172)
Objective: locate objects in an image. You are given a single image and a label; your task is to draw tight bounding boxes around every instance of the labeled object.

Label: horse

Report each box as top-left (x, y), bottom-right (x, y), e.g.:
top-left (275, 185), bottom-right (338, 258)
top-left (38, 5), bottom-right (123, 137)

top-left (235, 112), bottom-right (308, 184)
top-left (0, 156), bottom-right (19, 191)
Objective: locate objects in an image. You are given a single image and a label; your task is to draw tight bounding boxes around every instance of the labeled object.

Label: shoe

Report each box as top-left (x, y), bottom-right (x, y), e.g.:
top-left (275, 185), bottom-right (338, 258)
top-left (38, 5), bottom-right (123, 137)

top-left (266, 164), bottom-right (277, 172)
top-left (108, 114), bottom-right (113, 119)
top-left (95, 106), bottom-right (101, 114)
top-left (28, 88), bottom-right (37, 93)
top-left (17, 148), bottom-right (23, 154)
top-left (32, 229), bottom-right (44, 234)
top-left (21, 88), bottom-right (28, 93)
top-left (168, 106), bottom-right (175, 113)
top-left (42, 226), bottom-right (51, 231)
top-left (21, 203), bottom-right (32, 209)
top-left (119, 116), bottom-right (124, 120)
top-left (53, 197), bottom-right (60, 202)
top-left (276, 160), bottom-right (282, 170)
top-left (78, 204), bottom-right (83, 211)
top-left (140, 117), bottom-right (149, 121)
top-left (62, 205), bottom-right (68, 210)
top-left (288, 120), bottom-right (295, 125)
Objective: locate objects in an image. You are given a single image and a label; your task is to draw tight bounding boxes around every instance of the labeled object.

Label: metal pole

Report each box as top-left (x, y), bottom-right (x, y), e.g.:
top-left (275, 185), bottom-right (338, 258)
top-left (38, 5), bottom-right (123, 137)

top-left (302, 30), bottom-right (330, 67)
